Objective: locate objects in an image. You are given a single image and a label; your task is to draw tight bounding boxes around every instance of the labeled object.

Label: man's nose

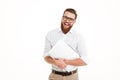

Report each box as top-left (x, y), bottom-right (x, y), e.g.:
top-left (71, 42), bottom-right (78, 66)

top-left (66, 19), bottom-right (69, 22)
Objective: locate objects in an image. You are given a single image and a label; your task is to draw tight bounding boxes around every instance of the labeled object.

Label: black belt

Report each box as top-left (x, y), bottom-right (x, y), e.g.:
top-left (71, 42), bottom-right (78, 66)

top-left (52, 69), bottom-right (77, 76)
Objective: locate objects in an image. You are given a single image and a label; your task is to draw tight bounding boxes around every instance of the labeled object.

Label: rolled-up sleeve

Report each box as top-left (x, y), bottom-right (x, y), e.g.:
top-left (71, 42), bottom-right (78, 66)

top-left (77, 35), bottom-right (89, 64)
top-left (43, 34), bottom-right (52, 57)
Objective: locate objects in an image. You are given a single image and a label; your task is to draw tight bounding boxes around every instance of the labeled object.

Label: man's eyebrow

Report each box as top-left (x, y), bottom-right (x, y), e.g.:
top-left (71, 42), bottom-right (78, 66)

top-left (63, 15), bottom-right (72, 18)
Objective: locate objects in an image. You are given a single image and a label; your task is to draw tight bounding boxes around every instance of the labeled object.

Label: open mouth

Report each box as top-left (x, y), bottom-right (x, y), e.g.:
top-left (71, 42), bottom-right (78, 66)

top-left (64, 22), bottom-right (70, 26)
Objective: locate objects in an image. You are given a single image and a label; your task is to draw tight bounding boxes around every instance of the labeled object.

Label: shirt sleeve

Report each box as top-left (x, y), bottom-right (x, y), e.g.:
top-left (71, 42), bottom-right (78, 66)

top-left (77, 35), bottom-right (89, 64)
top-left (43, 33), bottom-right (52, 57)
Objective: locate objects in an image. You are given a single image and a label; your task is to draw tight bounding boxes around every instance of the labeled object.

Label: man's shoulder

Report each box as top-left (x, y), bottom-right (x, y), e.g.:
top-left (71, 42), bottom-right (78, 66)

top-left (47, 28), bottom-right (58, 34)
top-left (45, 28), bottom-right (58, 37)
top-left (72, 29), bottom-right (81, 36)
top-left (71, 29), bottom-right (84, 39)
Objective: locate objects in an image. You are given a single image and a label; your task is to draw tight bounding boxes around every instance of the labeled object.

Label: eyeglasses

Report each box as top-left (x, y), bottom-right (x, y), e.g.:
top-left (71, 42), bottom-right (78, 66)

top-left (63, 16), bottom-right (75, 21)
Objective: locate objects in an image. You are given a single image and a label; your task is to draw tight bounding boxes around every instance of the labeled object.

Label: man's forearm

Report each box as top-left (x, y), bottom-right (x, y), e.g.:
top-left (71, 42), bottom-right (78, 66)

top-left (44, 56), bottom-right (67, 69)
top-left (44, 56), bottom-right (55, 64)
top-left (64, 58), bottom-right (87, 66)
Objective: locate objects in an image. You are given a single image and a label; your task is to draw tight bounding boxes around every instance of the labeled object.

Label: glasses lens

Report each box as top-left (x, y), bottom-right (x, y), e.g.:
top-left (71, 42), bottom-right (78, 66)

top-left (63, 16), bottom-right (74, 21)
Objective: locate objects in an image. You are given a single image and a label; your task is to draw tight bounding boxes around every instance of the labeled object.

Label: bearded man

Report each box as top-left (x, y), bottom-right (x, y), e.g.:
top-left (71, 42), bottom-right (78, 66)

top-left (43, 8), bottom-right (88, 80)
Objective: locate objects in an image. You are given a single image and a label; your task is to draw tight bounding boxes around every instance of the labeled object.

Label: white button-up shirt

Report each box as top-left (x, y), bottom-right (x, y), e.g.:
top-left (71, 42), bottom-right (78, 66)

top-left (43, 28), bottom-right (88, 72)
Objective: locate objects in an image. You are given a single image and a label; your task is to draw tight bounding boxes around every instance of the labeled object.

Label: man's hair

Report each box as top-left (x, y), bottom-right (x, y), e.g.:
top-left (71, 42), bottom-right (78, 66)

top-left (64, 8), bottom-right (77, 19)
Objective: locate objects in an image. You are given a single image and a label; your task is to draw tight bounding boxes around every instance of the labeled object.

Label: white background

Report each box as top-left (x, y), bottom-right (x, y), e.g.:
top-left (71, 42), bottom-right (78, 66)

top-left (0, 0), bottom-right (120, 80)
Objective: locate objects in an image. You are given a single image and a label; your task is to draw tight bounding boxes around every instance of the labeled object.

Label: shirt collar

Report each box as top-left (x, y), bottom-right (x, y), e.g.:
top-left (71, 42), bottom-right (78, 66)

top-left (57, 28), bottom-right (73, 33)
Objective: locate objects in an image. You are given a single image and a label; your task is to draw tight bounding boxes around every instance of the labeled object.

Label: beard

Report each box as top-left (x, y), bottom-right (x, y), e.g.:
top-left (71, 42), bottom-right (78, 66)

top-left (61, 23), bottom-right (72, 34)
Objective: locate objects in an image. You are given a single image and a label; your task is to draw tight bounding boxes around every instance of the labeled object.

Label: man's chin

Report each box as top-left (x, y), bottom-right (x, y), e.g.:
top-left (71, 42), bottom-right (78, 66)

top-left (63, 25), bottom-right (70, 29)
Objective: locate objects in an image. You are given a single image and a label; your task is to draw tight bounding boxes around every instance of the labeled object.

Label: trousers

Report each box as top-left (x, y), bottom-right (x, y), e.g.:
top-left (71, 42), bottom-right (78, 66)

top-left (49, 72), bottom-right (79, 80)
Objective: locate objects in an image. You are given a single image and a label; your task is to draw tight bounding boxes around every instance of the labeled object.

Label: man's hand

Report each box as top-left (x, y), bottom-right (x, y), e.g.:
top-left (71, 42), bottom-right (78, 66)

top-left (53, 58), bottom-right (67, 69)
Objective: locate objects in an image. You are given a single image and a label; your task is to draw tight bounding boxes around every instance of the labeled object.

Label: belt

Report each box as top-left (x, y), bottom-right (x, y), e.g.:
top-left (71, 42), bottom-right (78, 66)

top-left (52, 69), bottom-right (77, 76)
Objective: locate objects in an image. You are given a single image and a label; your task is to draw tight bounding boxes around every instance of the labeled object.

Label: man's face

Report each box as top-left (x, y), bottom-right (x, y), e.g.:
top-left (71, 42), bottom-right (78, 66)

top-left (61, 11), bottom-right (76, 30)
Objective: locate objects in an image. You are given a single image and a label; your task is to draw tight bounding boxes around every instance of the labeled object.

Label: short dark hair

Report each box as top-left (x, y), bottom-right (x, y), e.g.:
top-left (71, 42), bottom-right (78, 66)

top-left (64, 8), bottom-right (77, 19)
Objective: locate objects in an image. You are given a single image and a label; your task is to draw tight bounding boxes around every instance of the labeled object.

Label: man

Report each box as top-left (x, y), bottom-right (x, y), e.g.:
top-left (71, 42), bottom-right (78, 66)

top-left (43, 8), bottom-right (88, 80)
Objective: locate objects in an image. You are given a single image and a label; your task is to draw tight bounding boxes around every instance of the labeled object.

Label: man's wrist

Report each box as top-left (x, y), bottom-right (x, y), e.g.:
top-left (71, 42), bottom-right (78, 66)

top-left (52, 58), bottom-right (56, 65)
top-left (64, 59), bottom-right (70, 65)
